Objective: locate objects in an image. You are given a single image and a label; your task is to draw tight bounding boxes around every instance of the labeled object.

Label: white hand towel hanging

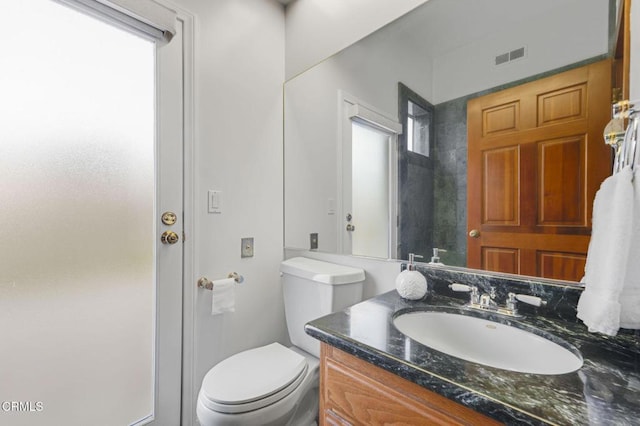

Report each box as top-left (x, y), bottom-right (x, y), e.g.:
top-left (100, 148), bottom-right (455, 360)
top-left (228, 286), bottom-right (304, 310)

top-left (619, 168), bottom-right (640, 328)
top-left (577, 166), bottom-right (634, 336)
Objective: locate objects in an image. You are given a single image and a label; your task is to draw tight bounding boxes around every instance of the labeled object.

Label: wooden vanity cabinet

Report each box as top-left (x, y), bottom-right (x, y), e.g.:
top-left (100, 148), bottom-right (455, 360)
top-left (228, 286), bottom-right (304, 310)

top-left (319, 343), bottom-right (501, 425)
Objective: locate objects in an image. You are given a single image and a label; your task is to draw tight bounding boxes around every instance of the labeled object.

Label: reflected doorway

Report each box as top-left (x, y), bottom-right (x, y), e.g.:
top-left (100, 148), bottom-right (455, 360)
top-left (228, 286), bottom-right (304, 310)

top-left (340, 94), bottom-right (400, 258)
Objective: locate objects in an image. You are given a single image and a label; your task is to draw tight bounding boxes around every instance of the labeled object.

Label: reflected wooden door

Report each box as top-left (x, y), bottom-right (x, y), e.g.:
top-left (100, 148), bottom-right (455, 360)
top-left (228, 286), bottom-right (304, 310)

top-left (467, 60), bottom-right (612, 281)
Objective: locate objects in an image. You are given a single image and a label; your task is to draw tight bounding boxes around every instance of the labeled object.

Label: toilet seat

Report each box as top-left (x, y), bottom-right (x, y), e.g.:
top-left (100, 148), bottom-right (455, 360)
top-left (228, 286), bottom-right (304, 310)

top-left (199, 343), bottom-right (308, 414)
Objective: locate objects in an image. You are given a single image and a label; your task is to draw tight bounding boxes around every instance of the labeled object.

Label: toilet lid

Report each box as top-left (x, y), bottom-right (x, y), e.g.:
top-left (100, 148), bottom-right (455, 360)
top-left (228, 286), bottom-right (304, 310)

top-left (200, 343), bottom-right (308, 413)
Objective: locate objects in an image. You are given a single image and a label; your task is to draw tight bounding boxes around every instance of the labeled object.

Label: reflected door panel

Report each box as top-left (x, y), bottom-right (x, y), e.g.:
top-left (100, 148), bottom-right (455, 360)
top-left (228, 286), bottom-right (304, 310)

top-left (340, 97), bottom-right (399, 259)
top-left (467, 60), bottom-right (611, 281)
top-left (350, 122), bottom-right (392, 258)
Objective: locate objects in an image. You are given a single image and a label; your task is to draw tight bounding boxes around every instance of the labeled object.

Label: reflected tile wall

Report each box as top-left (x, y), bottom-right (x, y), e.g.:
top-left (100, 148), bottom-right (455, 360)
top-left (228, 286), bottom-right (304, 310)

top-left (433, 98), bottom-right (467, 266)
top-left (400, 160), bottom-right (434, 260)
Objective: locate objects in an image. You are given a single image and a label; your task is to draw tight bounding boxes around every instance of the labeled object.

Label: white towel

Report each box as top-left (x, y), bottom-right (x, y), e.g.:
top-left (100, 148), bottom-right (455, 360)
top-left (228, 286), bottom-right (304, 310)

top-left (620, 168), bottom-right (640, 328)
top-left (577, 166), bottom-right (634, 336)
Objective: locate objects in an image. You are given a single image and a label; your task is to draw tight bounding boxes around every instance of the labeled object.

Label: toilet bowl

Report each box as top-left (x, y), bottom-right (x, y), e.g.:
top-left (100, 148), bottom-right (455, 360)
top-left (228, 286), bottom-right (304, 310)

top-left (196, 343), bottom-right (319, 426)
top-left (196, 257), bottom-right (365, 425)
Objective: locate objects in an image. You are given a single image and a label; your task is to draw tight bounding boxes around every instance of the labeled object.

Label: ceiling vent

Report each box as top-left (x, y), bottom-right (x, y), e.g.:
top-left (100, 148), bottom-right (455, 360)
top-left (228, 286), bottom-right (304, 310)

top-left (495, 46), bottom-right (526, 66)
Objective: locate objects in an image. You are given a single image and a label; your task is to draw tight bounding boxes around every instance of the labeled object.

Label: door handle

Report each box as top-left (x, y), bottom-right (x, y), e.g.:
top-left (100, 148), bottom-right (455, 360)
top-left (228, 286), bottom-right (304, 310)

top-left (161, 231), bottom-right (180, 245)
top-left (469, 229), bottom-right (480, 238)
top-left (161, 211), bottom-right (177, 226)
top-left (346, 224), bottom-right (355, 232)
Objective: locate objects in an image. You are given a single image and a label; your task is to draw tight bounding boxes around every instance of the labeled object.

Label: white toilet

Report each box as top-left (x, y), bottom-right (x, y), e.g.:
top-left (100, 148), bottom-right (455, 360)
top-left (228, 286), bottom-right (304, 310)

top-left (196, 257), bottom-right (365, 426)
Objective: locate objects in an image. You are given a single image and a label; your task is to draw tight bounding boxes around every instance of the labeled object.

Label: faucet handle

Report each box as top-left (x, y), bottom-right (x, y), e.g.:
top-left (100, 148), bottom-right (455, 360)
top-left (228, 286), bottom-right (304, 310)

top-left (449, 283), bottom-right (476, 293)
top-left (510, 293), bottom-right (547, 307)
top-left (449, 283), bottom-right (479, 305)
top-left (489, 286), bottom-right (497, 299)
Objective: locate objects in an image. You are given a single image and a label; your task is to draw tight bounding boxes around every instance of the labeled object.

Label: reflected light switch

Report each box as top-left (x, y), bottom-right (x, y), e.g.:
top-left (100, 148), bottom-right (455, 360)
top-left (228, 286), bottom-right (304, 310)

top-left (327, 198), bottom-right (335, 215)
top-left (208, 190), bottom-right (222, 214)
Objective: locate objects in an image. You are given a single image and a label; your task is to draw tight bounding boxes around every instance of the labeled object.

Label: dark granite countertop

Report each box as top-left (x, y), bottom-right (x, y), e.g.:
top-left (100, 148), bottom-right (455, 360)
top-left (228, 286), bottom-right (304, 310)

top-left (305, 289), bottom-right (640, 425)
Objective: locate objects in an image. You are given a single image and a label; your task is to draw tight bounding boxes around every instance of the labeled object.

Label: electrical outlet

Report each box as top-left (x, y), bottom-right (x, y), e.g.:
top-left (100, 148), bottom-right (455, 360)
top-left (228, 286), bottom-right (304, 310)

top-left (241, 237), bottom-right (254, 258)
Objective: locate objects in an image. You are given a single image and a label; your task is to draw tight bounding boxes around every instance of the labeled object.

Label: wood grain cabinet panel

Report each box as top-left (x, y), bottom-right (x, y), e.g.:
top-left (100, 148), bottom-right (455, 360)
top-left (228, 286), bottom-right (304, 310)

top-left (320, 343), bottom-right (501, 426)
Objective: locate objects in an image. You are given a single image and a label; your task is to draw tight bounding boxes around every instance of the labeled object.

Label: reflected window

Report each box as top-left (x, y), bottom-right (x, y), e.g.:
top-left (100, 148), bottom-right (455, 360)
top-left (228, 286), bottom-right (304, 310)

top-left (407, 100), bottom-right (431, 157)
top-left (397, 83), bottom-right (434, 260)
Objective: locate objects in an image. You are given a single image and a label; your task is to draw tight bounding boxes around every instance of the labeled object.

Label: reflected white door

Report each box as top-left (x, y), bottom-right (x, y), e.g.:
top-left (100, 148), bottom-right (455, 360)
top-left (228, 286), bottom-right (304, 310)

top-left (0, 1), bottom-right (183, 425)
top-left (349, 122), bottom-right (392, 258)
top-left (341, 98), bottom-right (399, 259)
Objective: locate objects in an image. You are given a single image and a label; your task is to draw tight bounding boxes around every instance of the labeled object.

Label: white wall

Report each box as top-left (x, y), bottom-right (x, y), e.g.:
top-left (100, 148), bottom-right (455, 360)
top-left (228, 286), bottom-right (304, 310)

top-left (284, 0), bottom-right (429, 79)
top-left (284, 30), bottom-right (432, 253)
top-left (432, 0), bottom-right (608, 103)
top-left (170, 0), bottom-right (286, 422)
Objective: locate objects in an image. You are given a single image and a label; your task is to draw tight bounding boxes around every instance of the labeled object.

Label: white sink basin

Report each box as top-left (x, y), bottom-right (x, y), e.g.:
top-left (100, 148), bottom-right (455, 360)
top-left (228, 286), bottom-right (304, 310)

top-left (393, 310), bottom-right (583, 375)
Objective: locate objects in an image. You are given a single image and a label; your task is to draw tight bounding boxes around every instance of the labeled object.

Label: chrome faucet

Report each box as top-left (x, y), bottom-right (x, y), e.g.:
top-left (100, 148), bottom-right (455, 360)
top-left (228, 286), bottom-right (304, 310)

top-left (478, 286), bottom-right (498, 308)
top-left (506, 293), bottom-right (518, 313)
top-left (479, 293), bottom-right (496, 309)
top-left (448, 283), bottom-right (546, 317)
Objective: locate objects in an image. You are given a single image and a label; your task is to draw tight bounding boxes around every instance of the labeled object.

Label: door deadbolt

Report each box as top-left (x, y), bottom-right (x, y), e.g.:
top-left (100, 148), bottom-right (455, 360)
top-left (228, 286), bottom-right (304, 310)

top-left (161, 211), bottom-right (177, 226)
top-left (161, 231), bottom-right (180, 245)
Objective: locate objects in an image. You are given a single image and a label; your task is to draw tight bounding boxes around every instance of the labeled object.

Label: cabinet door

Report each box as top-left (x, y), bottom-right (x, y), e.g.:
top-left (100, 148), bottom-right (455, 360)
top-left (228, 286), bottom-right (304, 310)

top-left (320, 344), bottom-right (501, 425)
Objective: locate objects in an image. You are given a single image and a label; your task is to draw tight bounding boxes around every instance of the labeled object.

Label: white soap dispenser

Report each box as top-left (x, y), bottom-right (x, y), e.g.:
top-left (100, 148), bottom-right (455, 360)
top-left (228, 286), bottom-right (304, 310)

top-left (395, 253), bottom-right (428, 300)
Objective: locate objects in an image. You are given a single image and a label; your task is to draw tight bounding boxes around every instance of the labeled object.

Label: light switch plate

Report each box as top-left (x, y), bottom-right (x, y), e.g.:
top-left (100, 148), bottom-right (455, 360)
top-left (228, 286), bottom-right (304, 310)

top-left (208, 190), bottom-right (222, 214)
top-left (241, 237), bottom-right (254, 258)
top-left (327, 198), bottom-right (335, 215)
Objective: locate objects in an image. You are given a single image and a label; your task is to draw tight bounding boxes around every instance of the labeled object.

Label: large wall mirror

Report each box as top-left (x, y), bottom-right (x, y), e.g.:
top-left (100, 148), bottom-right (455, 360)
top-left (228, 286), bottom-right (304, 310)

top-left (284, 0), bottom-right (623, 283)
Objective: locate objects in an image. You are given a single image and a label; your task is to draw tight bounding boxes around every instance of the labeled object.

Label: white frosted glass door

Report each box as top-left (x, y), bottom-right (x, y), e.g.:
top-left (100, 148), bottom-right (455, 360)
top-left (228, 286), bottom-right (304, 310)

top-left (0, 1), bottom-right (183, 425)
top-left (350, 122), bottom-right (391, 258)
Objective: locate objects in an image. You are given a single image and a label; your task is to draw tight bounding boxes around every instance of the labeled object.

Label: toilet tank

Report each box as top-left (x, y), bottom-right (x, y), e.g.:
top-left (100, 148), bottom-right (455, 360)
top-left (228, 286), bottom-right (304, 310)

top-left (281, 257), bottom-right (365, 358)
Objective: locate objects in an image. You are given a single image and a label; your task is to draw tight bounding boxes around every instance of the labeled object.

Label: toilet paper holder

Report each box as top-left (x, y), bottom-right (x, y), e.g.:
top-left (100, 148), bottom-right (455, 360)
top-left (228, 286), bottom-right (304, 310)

top-left (197, 272), bottom-right (244, 290)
